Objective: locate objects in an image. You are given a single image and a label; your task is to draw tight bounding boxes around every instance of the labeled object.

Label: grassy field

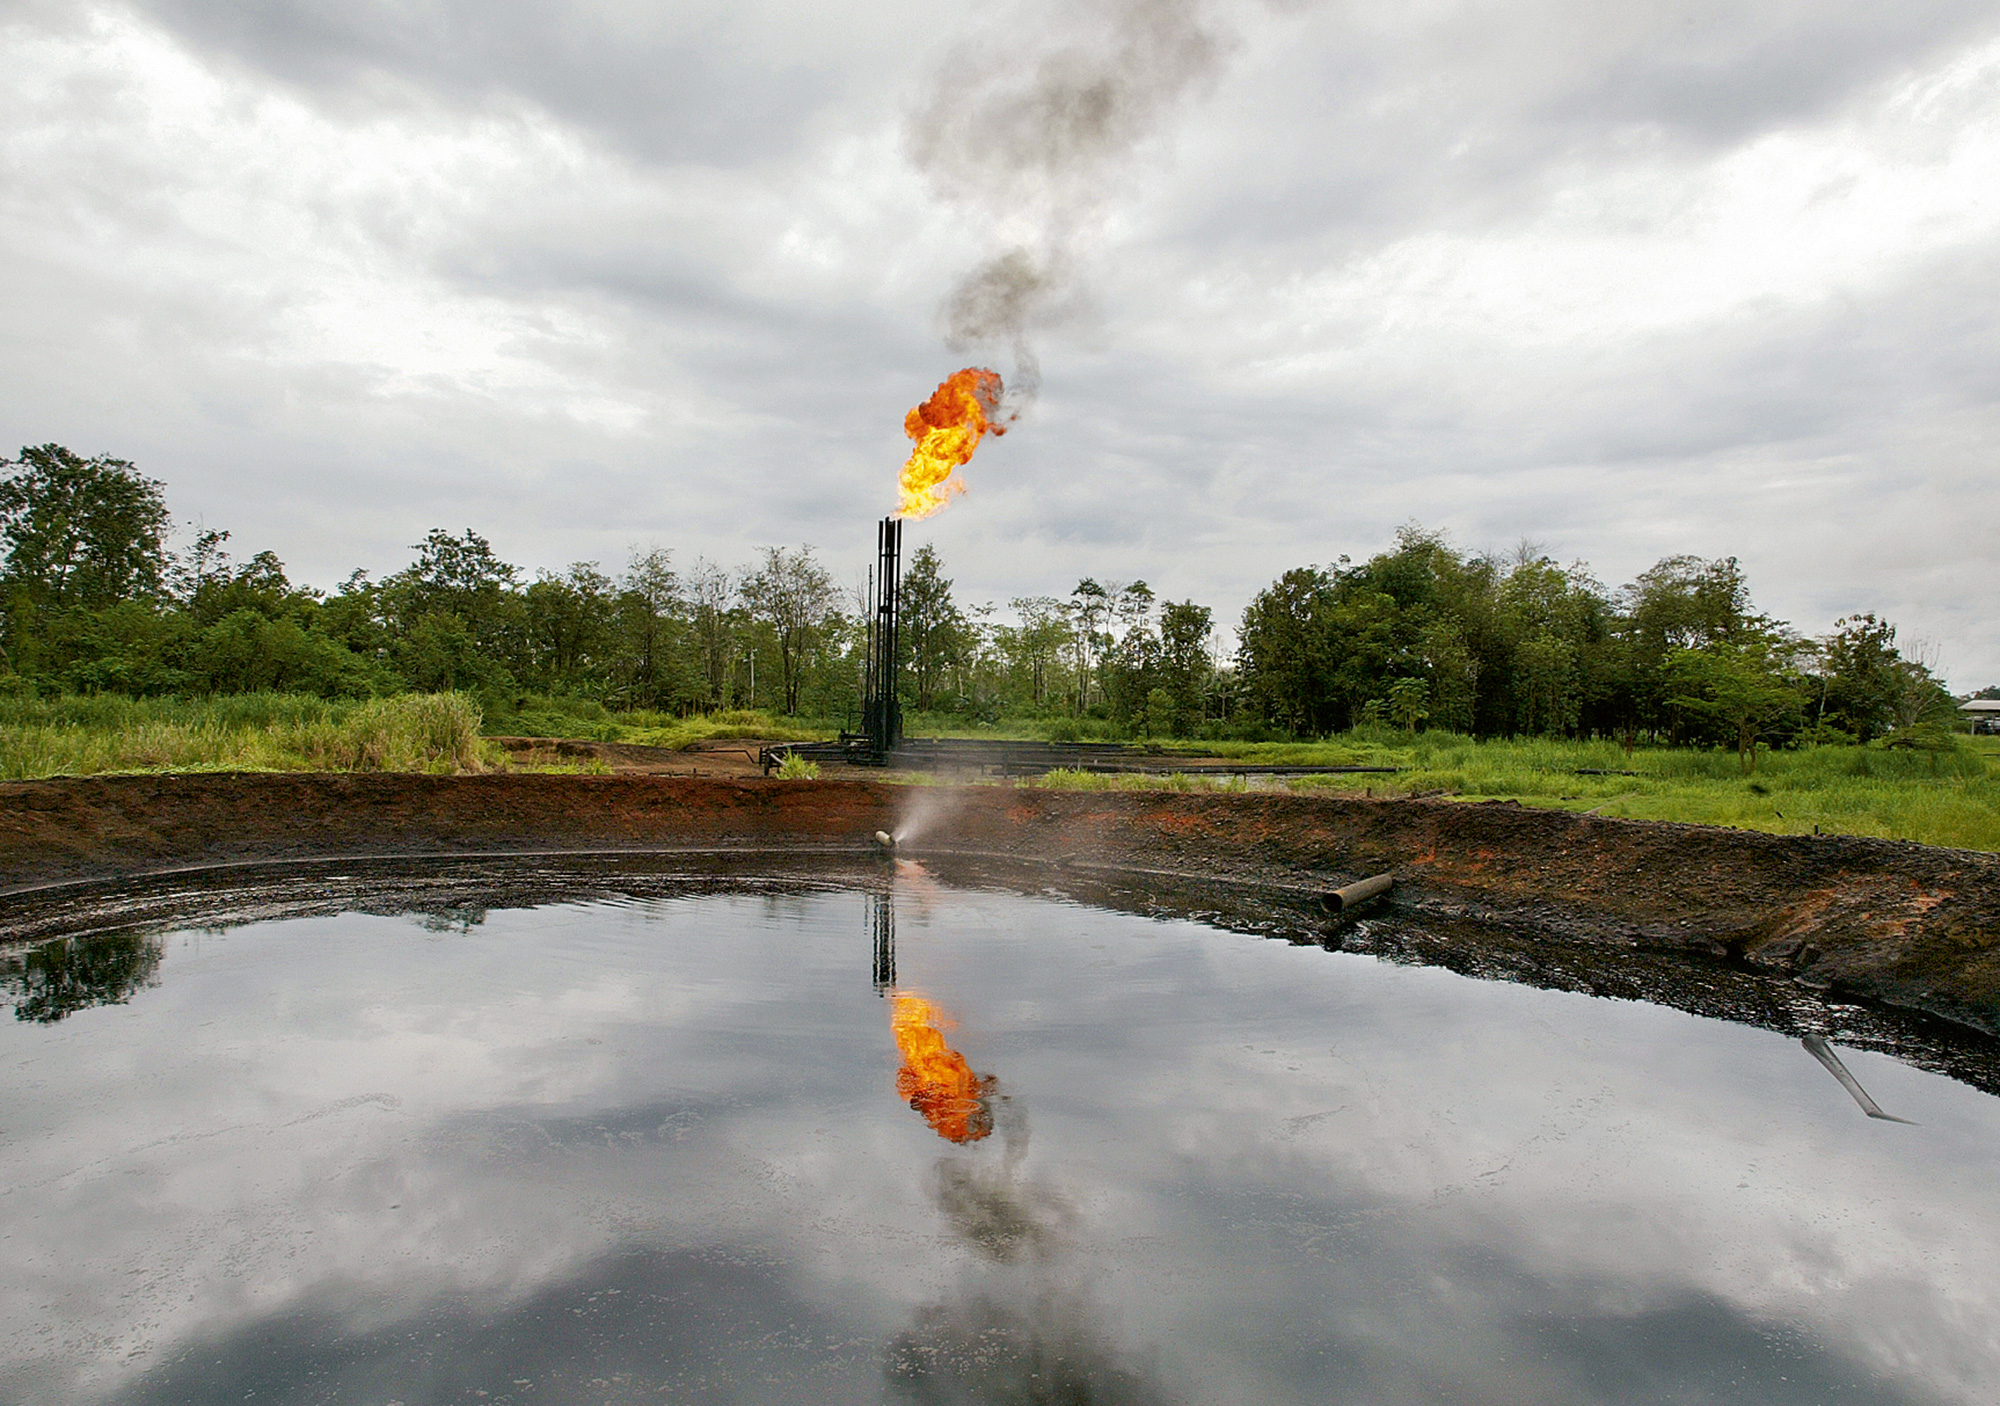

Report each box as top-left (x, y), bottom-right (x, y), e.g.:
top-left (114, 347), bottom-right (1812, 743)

top-left (0, 693), bottom-right (839, 779)
top-left (3, 692), bottom-right (1993, 851)
top-left (486, 699), bottom-right (830, 750)
top-left (1029, 731), bottom-right (2000, 852)
top-left (613, 709), bottom-right (830, 751)
top-left (0, 692), bottom-right (492, 777)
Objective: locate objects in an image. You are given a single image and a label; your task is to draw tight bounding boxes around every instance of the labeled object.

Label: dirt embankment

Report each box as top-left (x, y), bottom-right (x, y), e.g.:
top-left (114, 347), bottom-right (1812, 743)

top-left (2, 773), bottom-right (1996, 1037)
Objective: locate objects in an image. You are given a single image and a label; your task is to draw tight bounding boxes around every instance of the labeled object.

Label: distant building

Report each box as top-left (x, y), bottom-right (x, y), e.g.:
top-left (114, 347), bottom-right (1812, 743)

top-left (1960, 699), bottom-right (2000, 734)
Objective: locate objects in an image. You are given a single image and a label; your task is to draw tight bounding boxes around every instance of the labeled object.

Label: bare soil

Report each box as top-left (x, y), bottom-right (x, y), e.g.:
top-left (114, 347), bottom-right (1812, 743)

top-left (2, 773), bottom-right (1997, 1042)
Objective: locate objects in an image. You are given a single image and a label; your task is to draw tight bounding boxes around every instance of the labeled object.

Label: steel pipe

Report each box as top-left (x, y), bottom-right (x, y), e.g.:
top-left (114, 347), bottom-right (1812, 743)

top-left (1320, 872), bottom-right (1394, 915)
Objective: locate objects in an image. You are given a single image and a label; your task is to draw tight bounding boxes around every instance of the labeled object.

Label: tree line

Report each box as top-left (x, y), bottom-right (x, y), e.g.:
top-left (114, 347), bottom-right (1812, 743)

top-left (0, 444), bottom-right (1972, 754)
top-left (0, 445), bottom-right (855, 718)
top-left (1234, 527), bottom-right (1961, 758)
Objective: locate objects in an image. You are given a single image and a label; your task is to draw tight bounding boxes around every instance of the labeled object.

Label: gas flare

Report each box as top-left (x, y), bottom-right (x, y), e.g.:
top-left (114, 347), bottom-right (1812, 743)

top-left (889, 991), bottom-right (993, 1143)
top-left (897, 368), bottom-right (1005, 520)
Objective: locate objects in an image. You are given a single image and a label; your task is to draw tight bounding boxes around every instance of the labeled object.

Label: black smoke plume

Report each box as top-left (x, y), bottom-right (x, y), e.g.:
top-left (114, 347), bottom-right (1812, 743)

top-left (907, 0), bottom-right (1242, 414)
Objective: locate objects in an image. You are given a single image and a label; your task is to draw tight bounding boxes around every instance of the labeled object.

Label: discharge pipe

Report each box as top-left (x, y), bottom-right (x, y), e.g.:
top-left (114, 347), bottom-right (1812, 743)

top-left (1320, 873), bottom-right (1393, 916)
top-left (1802, 1035), bottom-right (1916, 1124)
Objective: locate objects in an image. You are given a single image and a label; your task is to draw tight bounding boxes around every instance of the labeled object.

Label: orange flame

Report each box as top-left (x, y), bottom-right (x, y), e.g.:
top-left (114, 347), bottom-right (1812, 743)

top-left (897, 368), bottom-right (1005, 520)
top-left (889, 991), bottom-right (993, 1143)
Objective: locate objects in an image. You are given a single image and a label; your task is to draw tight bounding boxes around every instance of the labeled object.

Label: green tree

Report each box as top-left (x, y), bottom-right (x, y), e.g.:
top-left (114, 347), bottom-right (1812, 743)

top-left (185, 610), bottom-right (388, 696)
top-left (899, 545), bottom-right (969, 711)
top-left (1156, 600), bottom-right (1213, 737)
top-left (1618, 555), bottom-right (1755, 740)
top-left (1415, 619), bottom-right (1478, 733)
top-left (1387, 676), bottom-right (1430, 732)
top-left (1663, 636), bottom-right (1804, 772)
top-left (376, 529), bottom-right (524, 695)
top-left (38, 599), bottom-right (189, 695)
top-left (1496, 554), bottom-right (1609, 737)
top-left (0, 444), bottom-right (172, 608)
top-left (1237, 566), bottom-right (1337, 734)
top-left (686, 558), bottom-right (736, 708)
top-left (1812, 614), bottom-right (1902, 743)
top-left (1102, 582), bottom-right (1159, 729)
top-left (740, 545), bottom-right (836, 715)
top-left (522, 562), bottom-right (616, 693)
top-left (1884, 644), bottom-right (1956, 744)
top-left (1068, 579), bottom-right (1113, 715)
top-left (614, 546), bottom-right (684, 710)
top-left (998, 597), bottom-right (1074, 710)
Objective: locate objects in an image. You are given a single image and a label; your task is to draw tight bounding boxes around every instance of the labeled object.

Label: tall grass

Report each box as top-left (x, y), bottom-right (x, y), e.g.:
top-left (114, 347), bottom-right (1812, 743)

top-left (7, 695), bottom-right (1993, 851)
top-left (0, 692), bottom-right (486, 778)
top-left (1039, 767), bottom-right (1207, 792)
top-left (616, 710), bottom-right (830, 750)
top-left (1243, 732), bottom-right (1999, 852)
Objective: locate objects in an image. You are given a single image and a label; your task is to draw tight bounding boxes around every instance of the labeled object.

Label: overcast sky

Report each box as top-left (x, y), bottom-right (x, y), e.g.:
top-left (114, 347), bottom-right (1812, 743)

top-left (2, 0), bottom-right (1996, 684)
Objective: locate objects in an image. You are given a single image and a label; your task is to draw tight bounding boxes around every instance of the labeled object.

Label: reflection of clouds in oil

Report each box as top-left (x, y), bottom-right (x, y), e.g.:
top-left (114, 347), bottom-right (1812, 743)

top-left (929, 1158), bottom-right (1073, 1266)
top-left (2, 885), bottom-right (1998, 1404)
top-left (889, 1099), bottom-right (1172, 1406)
top-left (887, 1289), bottom-right (1169, 1406)
top-left (0, 898), bottom-right (884, 1403)
top-left (888, 890), bottom-right (2000, 1404)
top-left (928, 1093), bottom-right (1072, 1266)
top-left (106, 1246), bottom-right (887, 1406)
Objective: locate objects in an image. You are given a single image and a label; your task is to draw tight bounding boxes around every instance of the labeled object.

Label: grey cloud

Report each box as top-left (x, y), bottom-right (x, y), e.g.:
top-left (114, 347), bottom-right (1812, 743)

top-left (923, 255), bottom-right (2000, 672)
top-left (3, 1), bottom-right (1998, 684)
top-left (1164, 0), bottom-right (1999, 257)
top-left (1549, 0), bottom-right (2000, 144)
top-left (124, 0), bottom-right (844, 163)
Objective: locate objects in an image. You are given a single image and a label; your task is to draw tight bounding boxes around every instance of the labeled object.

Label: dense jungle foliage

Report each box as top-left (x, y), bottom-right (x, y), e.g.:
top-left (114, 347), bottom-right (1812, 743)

top-left (0, 444), bottom-right (1980, 764)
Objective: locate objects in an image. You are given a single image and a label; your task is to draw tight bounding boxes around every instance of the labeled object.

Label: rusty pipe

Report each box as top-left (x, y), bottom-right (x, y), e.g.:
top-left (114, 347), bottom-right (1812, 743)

top-left (1320, 873), bottom-right (1393, 916)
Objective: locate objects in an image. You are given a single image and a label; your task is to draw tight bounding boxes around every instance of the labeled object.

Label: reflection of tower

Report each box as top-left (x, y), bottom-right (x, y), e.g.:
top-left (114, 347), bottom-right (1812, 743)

top-left (871, 879), bottom-right (993, 1144)
top-left (870, 889), bottom-right (896, 994)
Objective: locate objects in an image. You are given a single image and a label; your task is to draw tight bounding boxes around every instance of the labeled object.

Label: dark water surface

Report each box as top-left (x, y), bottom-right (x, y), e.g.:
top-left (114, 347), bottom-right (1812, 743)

top-left (3, 862), bottom-right (1996, 1405)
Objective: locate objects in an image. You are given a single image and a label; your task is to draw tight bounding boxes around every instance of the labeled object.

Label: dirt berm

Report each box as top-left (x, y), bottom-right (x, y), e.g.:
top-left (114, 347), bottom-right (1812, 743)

top-left (2, 772), bottom-right (1997, 1038)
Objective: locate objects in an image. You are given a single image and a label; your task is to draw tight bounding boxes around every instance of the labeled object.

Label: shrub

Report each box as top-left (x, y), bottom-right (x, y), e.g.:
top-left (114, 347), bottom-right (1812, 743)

top-left (0, 690), bottom-right (488, 777)
top-left (774, 752), bottom-right (821, 780)
top-left (331, 693), bottom-right (485, 773)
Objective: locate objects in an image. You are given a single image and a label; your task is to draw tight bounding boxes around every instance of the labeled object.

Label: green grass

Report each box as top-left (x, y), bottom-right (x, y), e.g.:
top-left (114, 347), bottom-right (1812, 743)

top-left (1036, 768), bottom-right (1224, 793)
top-left (613, 709), bottom-right (832, 750)
top-left (0, 692), bottom-right (488, 778)
top-left (1014, 730), bottom-right (1999, 852)
top-left (0, 695), bottom-right (832, 779)
top-left (6, 693), bottom-right (1992, 851)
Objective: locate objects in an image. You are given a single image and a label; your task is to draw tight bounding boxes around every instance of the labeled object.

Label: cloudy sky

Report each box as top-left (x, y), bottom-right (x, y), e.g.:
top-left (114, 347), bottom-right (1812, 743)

top-left (2, 0), bottom-right (1996, 683)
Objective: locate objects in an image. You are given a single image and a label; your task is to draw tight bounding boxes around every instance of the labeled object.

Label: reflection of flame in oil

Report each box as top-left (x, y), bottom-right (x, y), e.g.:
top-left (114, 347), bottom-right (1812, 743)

top-left (890, 992), bottom-right (994, 1143)
top-left (897, 368), bottom-right (1005, 520)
